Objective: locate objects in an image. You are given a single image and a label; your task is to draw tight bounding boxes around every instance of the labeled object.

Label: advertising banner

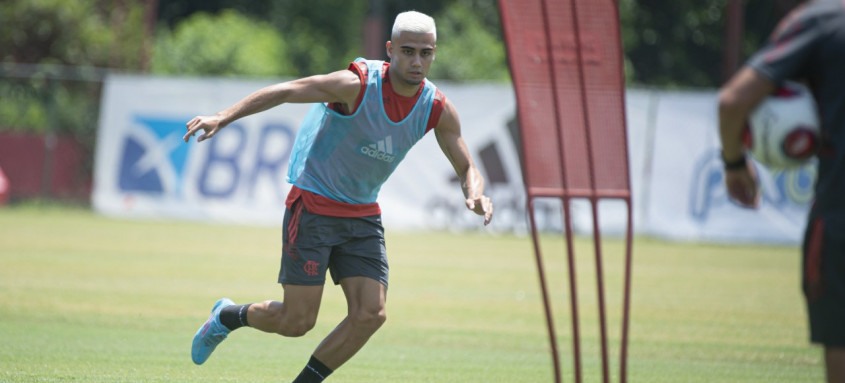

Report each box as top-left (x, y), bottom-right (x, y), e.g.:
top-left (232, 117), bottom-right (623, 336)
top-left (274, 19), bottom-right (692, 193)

top-left (94, 74), bottom-right (814, 244)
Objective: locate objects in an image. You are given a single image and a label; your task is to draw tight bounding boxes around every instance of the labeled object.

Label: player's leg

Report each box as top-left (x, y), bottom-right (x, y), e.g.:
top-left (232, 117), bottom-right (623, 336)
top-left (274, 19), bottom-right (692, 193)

top-left (290, 276), bottom-right (386, 383)
top-left (192, 199), bottom-right (330, 365)
top-left (250, 201), bottom-right (339, 336)
top-left (291, 214), bottom-right (389, 382)
top-left (251, 198), bottom-right (335, 336)
top-left (313, 276), bottom-right (387, 368)
top-left (825, 347), bottom-right (845, 383)
top-left (247, 284), bottom-right (324, 336)
top-left (191, 286), bottom-right (324, 365)
top-left (803, 218), bottom-right (845, 383)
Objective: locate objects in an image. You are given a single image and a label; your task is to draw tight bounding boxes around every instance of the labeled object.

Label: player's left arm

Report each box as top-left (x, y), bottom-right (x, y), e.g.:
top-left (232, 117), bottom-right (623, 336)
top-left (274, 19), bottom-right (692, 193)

top-left (434, 98), bottom-right (493, 225)
top-left (717, 66), bottom-right (776, 208)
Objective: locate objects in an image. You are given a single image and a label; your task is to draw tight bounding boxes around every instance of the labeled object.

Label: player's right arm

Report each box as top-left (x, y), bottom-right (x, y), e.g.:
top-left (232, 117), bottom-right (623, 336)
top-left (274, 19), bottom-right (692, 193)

top-left (434, 98), bottom-right (493, 226)
top-left (184, 69), bottom-right (362, 143)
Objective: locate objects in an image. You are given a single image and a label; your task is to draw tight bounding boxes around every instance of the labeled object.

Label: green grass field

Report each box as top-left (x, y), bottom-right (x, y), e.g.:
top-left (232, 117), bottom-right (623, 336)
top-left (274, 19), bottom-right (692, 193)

top-left (0, 205), bottom-right (822, 382)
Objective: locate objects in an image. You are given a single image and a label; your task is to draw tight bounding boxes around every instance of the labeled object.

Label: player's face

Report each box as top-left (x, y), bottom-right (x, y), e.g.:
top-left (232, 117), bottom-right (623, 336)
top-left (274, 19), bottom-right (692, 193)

top-left (386, 31), bottom-right (436, 87)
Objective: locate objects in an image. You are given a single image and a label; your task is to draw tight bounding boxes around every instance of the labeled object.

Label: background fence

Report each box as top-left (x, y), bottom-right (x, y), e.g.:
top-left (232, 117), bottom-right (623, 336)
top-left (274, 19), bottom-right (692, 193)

top-left (0, 63), bottom-right (108, 202)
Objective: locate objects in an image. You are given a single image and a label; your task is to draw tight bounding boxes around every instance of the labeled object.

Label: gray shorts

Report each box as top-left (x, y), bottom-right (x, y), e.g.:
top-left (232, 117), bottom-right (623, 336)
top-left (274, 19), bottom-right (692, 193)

top-left (278, 200), bottom-right (388, 287)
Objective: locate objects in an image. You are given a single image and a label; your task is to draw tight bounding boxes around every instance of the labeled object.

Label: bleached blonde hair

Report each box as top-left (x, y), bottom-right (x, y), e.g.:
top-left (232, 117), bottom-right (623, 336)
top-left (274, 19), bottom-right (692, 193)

top-left (391, 11), bottom-right (437, 40)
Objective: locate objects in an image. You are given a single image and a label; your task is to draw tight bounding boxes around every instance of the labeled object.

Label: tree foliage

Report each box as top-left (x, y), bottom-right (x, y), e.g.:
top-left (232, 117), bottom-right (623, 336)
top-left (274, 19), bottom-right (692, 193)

top-left (150, 0), bottom-right (504, 80)
top-left (620, 0), bottom-right (799, 88)
top-left (152, 10), bottom-right (289, 77)
top-left (263, 2), bottom-right (368, 77)
top-left (0, 0), bottom-right (148, 68)
top-left (428, 0), bottom-right (509, 82)
top-left (0, 0), bottom-right (147, 138)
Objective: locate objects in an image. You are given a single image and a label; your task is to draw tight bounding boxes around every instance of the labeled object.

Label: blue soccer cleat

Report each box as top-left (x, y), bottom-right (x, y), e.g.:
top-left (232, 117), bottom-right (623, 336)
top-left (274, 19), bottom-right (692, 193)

top-left (191, 297), bottom-right (235, 365)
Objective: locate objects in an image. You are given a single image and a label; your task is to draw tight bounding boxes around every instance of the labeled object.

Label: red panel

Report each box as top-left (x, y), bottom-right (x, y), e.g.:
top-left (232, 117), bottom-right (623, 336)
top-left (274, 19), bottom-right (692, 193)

top-left (0, 132), bottom-right (91, 200)
top-left (0, 134), bottom-right (44, 196)
top-left (500, 0), bottom-right (630, 198)
top-left (575, 0), bottom-right (630, 194)
top-left (499, 0), bottom-right (566, 193)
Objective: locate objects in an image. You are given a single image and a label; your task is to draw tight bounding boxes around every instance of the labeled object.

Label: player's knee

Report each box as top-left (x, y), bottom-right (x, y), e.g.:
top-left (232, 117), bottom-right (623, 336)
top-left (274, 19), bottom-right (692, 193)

top-left (277, 315), bottom-right (316, 337)
top-left (266, 301), bottom-right (317, 337)
top-left (280, 322), bottom-right (314, 337)
top-left (350, 306), bottom-right (386, 332)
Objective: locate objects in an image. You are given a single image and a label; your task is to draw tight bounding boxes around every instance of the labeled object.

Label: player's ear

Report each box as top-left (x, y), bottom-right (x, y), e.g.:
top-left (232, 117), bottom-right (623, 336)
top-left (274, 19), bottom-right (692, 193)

top-left (385, 41), bottom-right (392, 59)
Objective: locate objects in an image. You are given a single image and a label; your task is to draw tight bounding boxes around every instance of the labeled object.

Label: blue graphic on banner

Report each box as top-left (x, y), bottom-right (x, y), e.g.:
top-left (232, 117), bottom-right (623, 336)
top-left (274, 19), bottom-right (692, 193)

top-left (118, 116), bottom-right (191, 195)
top-left (689, 148), bottom-right (815, 222)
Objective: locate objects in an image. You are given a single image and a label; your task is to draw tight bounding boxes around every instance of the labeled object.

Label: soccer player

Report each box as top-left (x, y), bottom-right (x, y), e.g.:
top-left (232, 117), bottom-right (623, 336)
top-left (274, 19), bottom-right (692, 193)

top-left (184, 11), bottom-right (494, 383)
top-left (718, 1), bottom-right (845, 381)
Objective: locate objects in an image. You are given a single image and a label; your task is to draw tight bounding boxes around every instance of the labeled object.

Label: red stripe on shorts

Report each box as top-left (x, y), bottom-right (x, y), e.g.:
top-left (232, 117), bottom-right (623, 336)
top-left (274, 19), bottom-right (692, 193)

top-left (288, 200), bottom-right (304, 248)
top-left (805, 218), bottom-right (824, 301)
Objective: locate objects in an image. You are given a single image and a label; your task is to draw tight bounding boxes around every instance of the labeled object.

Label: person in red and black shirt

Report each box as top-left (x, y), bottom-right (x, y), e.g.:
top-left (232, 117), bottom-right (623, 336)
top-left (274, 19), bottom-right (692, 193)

top-left (184, 10), bottom-right (493, 383)
top-left (719, 1), bottom-right (845, 381)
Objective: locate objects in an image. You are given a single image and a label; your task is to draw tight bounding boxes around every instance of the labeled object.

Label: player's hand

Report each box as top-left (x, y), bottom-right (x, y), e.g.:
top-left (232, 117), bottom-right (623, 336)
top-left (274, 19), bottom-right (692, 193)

top-left (184, 115), bottom-right (225, 143)
top-left (724, 163), bottom-right (760, 209)
top-left (466, 195), bottom-right (494, 226)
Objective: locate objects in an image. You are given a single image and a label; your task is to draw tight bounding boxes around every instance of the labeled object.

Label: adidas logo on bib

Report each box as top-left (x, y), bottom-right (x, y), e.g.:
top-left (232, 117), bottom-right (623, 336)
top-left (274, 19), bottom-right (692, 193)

top-left (360, 136), bottom-right (396, 163)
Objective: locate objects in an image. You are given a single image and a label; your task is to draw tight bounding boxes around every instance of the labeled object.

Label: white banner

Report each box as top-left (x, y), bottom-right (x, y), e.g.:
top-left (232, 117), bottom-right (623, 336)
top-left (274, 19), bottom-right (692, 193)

top-left (94, 74), bottom-right (814, 244)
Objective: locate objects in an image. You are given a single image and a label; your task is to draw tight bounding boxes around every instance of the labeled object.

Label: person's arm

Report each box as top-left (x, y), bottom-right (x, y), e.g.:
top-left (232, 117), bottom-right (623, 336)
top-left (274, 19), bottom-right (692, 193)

top-left (434, 99), bottom-right (494, 225)
top-left (184, 69), bottom-right (362, 143)
top-left (717, 66), bottom-right (776, 208)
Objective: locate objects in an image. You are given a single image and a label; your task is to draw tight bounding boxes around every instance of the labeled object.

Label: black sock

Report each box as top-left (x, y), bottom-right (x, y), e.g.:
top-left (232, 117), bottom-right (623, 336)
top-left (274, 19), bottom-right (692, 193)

top-left (292, 355), bottom-right (333, 383)
top-left (219, 304), bottom-right (251, 331)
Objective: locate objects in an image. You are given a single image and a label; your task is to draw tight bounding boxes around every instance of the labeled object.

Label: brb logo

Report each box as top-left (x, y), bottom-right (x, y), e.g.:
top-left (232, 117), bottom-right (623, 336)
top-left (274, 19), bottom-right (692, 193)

top-left (119, 116), bottom-right (191, 195)
top-left (117, 115), bottom-right (296, 200)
